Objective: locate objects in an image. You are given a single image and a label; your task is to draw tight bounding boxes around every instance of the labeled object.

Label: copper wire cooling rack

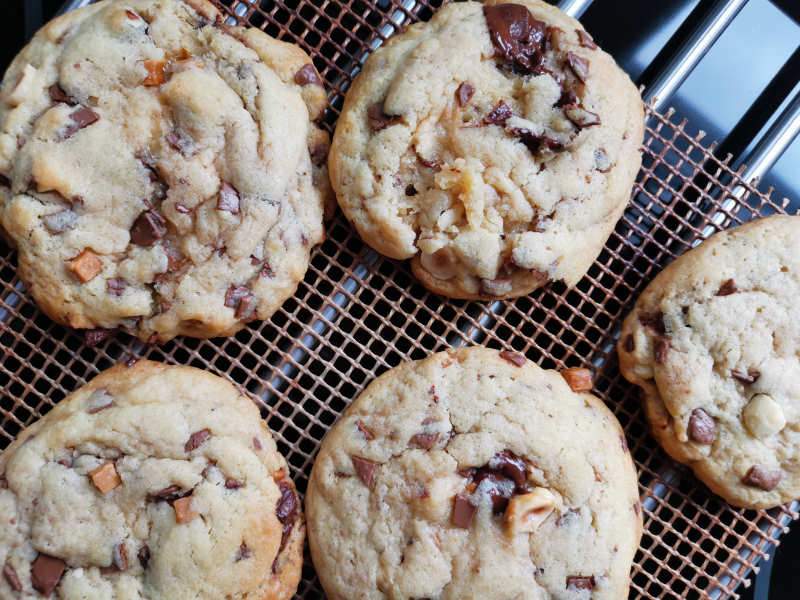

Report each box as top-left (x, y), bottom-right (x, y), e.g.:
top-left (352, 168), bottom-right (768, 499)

top-left (2, 0), bottom-right (799, 598)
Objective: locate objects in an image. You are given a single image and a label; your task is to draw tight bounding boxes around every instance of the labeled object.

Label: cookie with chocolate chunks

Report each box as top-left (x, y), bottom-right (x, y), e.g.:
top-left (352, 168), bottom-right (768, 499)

top-left (329, 0), bottom-right (643, 299)
top-left (618, 215), bottom-right (800, 509)
top-left (0, 360), bottom-right (304, 599)
top-left (0, 0), bottom-right (330, 342)
top-left (307, 347), bottom-right (641, 599)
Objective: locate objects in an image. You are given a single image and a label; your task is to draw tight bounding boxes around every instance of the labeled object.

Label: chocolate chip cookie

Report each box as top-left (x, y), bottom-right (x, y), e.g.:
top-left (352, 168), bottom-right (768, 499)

top-left (0, 360), bottom-right (303, 599)
top-left (618, 215), bottom-right (800, 509)
top-left (306, 347), bottom-right (641, 599)
top-left (0, 0), bottom-right (330, 342)
top-left (328, 0), bottom-right (643, 299)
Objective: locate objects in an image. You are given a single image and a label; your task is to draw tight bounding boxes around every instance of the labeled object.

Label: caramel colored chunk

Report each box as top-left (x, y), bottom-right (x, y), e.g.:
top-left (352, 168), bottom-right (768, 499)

top-left (173, 496), bottom-right (198, 523)
top-left (143, 59), bottom-right (167, 86)
top-left (560, 367), bottom-right (593, 392)
top-left (89, 462), bottom-right (121, 494)
top-left (68, 249), bottom-right (102, 283)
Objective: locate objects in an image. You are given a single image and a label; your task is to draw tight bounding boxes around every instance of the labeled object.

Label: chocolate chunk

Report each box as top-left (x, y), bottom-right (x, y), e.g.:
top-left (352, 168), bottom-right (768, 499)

top-left (483, 4), bottom-right (547, 75)
top-left (356, 420), bottom-right (375, 441)
top-left (113, 543), bottom-right (128, 571)
top-left (489, 450), bottom-right (528, 487)
top-left (576, 29), bottom-right (597, 49)
top-left (225, 478), bottom-right (243, 489)
top-left (594, 147), bottom-right (612, 172)
top-left (224, 285), bottom-right (256, 320)
top-left (42, 209), bottom-right (78, 234)
top-left (49, 84), bottom-right (73, 105)
top-left (137, 545), bottom-right (150, 570)
top-left (654, 337), bottom-right (669, 364)
top-left (260, 262), bottom-right (275, 278)
top-left (367, 103), bottom-right (401, 131)
top-left (732, 368), bottom-right (760, 384)
top-left (716, 279), bottom-right (737, 296)
top-left (351, 456), bottom-right (378, 488)
top-left (130, 210), bottom-right (166, 246)
top-left (276, 480), bottom-right (298, 525)
top-left (563, 104), bottom-right (600, 128)
top-left (217, 182), bottom-right (240, 215)
top-left (107, 278), bottom-right (126, 296)
top-left (557, 85), bottom-right (579, 108)
top-left (566, 575), bottom-right (596, 590)
top-left (185, 428), bottom-right (211, 452)
top-left (483, 101), bottom-right (513, 126)
top-left (310, 140), bottom-right (329, 166)
top-left (31, 554), bottom-right (66, 596)
top-left (508, 126), bottom-right (566, 154)
top-left (452, 493), bottom-right (477, 528)
top-left (3, 563), bottom-right (21, 592)
top-left (405, 184), bottom-right (418, 196)
top-left (410, 432), bottom-right (439, 450)
top-left (0, 174), bottom-right (9, 187)
top-left (688, 408), bottom-right (716, 444)
top-left (85, 328), bottom-right (113, 347)
top-left (623, 334), bottom-right (635, 352)
top-left (639, 311), bottom-right (666, 334)
top-left (294, 63), bottom-right (321, 86)
top-left (742, 465), bottom-right (782, 491)
top-left (456, 82), bottom-right (475, 107)
top-left (499, 350), bottom-right (526, 367)
top-left (150, 485), bottom-right (186, 501)
top-left (64, 106), bottom-right (99, 139)
top-left (166, 131), bottom-right (194, 156)
top-left (86, 389), bottom-right (114, 414)
top-left (566, 52), bottom-right (590, 82)
top-left (235, 542), bottom-right (252, 562)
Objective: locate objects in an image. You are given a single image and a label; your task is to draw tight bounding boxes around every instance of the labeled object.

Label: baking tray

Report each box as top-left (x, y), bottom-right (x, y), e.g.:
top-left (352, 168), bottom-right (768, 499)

top-left (1, 0), bottom-right (798, 597)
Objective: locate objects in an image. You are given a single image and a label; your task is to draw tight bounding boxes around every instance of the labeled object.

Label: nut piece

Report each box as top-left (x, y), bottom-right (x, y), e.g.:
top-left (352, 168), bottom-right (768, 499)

top-left (67, 249), bottom-right (102, 282)
top-left (742, 394), bottom-right (786, 439)
top-left (420, 249), bottom-right (457, 281)
top-left (173, 496), bottom-right (198, 523)
top-left (89, 462), bottom-right (121, 494)
top-left (742, 464), bottom-right (783, 491)
top-left (560, 368), bottom-right (593, 392)
top-left (504, 487), bottom-right (556, 536)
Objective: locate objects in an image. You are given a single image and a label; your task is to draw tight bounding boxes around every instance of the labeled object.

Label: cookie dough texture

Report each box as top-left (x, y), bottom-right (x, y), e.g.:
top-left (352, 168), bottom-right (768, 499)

top-left (618, 216), bottom-right (800, 508)
top-left (0, 360), bottom-right (304, 599)
top-left (328, 0), bottom-right (644, 299)
top-left (0, 0), bottom-right (329, 342)
top-left (307, 347), bottom-right (641, 599)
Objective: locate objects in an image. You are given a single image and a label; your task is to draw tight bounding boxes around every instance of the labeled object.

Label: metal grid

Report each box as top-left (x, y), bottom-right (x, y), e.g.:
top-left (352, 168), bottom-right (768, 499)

top-left (1, 0), bottom-right (799, 598)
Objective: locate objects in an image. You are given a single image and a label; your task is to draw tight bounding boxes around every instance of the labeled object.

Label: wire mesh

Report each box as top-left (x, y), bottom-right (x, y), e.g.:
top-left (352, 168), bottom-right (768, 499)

top-left (2, 0), bottom-right (799, 598)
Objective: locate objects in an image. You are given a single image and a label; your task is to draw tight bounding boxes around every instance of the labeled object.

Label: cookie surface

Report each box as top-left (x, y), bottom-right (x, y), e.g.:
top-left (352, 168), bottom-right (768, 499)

top-left (0, 0), bottom-right (329, 342)
top-left (306, 347), bottom-right (641, 599)
top-left (328, 0), bottom-right (643, 299)
top-left (0, 360), bottom-right (303, 599)
top-left (618, 215), bottom-right (800, 508)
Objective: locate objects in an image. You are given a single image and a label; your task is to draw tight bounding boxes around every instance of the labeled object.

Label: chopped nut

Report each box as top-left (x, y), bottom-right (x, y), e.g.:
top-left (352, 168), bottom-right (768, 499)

top-left (481, 278), bottom-right (513, 297)
top-left (89, 462), bottom-right (121, 494)
top-left (563, 104), bottom-right (601, 128)
top-left (356, 420), bottom-right (375, 440)
top-left (143, 59), bottom-right (167, 86)
top-left (456, 82), bottom-right (475, 107)
top-left (107, 278), bottom-right (126, 296)
top-left (419, 249), bottom-right (457, 281)
top-left (483, 101), bottom-right (513, 126)
top-left (86, 389), bottom-right (114, 414)
top-left (732, 368), bottom-right (760, 384)
top-left (85, 328), bottom-right (113, 347)
top-left (31, 554), bottom-right (66, 596)
top-left (688, 408), bottom-right (716, 444)
top-left (410, 432), bottom-right (439, 450)
top-left (253, 437), bottom-right (263, 451)
top-left (504, 487), bottom-right (556, 535)
top-left (294, 63), bottom-right (321, 86)
top-left (173, 496), bottom-right (198, 523)
top-left (112, 543), bottom-right (128, 571)
top-left (235, 541), bottom-right (252, 561)
top-left (499, 350), bottom-right (526, 367)
top-left (560, 367), bottom-right (593, 392)
top-left (576, 29), bottom-right (597, 49)
top-left (185, 428), bottom-right (211, 452)
top-left (566, 575), bottom-right (596, 590)
top-left (452, 493), bottom-right (477, 528)
top-left (566, 52), bottom-right (590, 82)
top-left (217, 182), bottom-right (240, 214)
top-left (594, 147), bottom-right (612, 172)
top-left (742, 394), bottom-right (786, 439)
top-left (351, 456), bottom-right (377, 488)
top-left (225, 478), bottom-right (243, 489)
top-left (742, 465), bottom-right (782, 491)
top-left (67, 249), bottom-right (103, 283)
top-left (42, 209), bottom-right (78, 233)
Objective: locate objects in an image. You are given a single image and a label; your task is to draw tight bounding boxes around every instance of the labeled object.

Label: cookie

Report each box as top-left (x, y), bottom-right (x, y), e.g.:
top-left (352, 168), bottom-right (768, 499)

top-left (328, 0), bottom-right (643, 300)
top-left (0, 360), bottom-right (304, 599)
top-left (306, 347), bottom-right (641, 599)
top-left (0, 0), bottom-right (330, 342)
top-left (618, 215), bottom-right (800, 508)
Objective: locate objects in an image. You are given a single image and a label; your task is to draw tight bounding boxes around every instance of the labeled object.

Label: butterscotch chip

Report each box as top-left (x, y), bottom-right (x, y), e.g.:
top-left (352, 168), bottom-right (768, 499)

top-left (306, 348), bottom-right (641, 599)
top-left (618, 215), bottom-right (800, 508)
top-left (67, 249), bottom-right (102, 283)
top-left (0, 360), bottom-right (304, 598)
top-left (89, 462), bottom-right (121, 494)
top-left (560, 367), bottom-right (593, 392)
top-left (328, 0), bottom-right (643, 300)
top-left (0, 0), bottom-right (328, 343)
